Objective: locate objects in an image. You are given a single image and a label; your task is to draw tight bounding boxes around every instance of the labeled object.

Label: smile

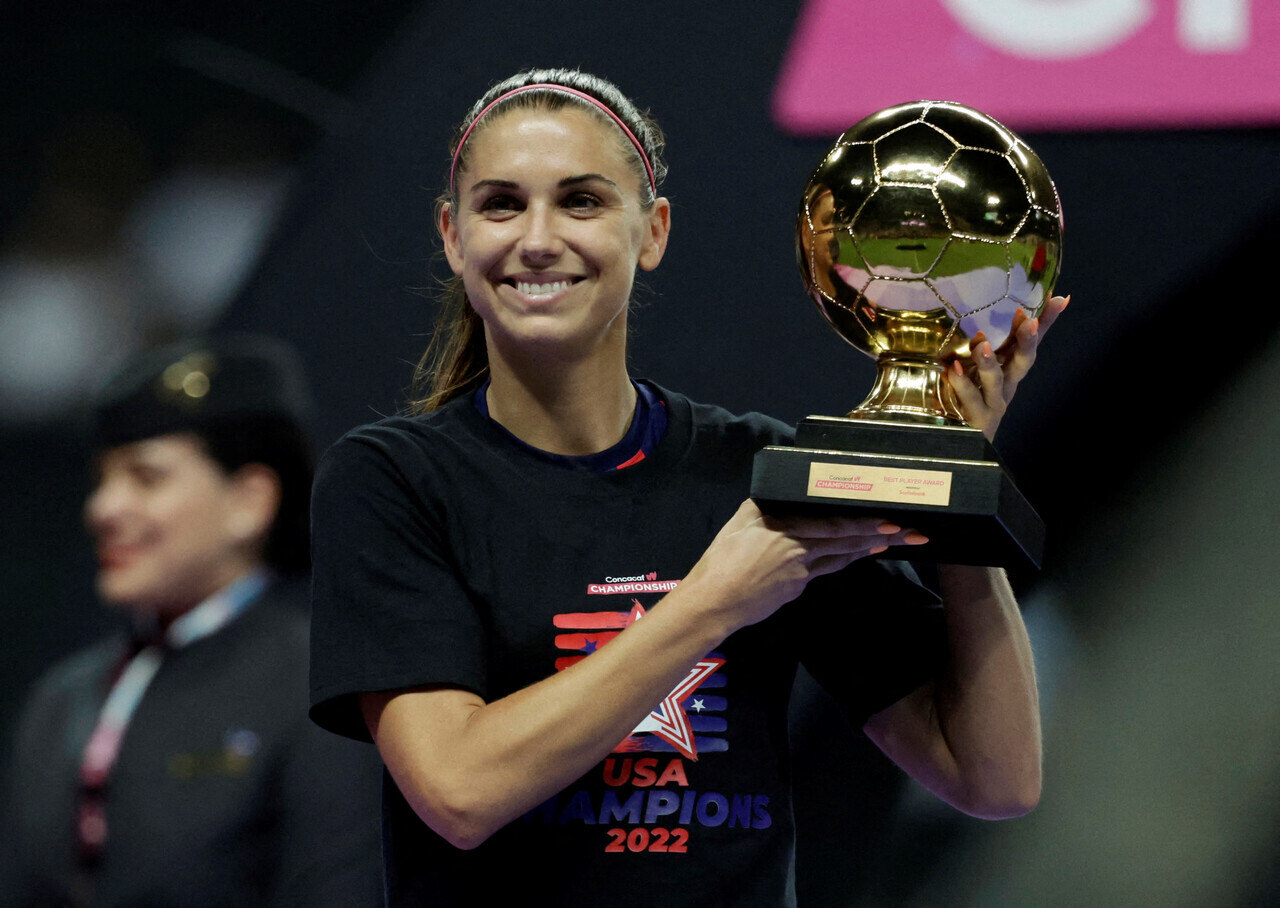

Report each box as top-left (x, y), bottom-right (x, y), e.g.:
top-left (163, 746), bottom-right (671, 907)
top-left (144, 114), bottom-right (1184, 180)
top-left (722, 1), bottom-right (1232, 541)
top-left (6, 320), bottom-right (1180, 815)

top-left (98, 545), bottom-right (143, 570)
top-left (513, 279), bottom-right (576, 297)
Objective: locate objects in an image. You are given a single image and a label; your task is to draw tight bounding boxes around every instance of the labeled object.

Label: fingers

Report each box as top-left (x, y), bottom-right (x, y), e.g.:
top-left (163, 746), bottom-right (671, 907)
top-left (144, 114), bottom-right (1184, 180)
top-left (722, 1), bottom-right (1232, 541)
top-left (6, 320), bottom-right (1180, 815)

top-left (972, 338), bottom-right (1007, 407)
top-left (949, 343), bottom-right (1005, 439)
top-left (798, 521), bottom-right (929, 571)
top-left (762, 512), bottom-right (903, 540)
top-left (1003, 294), bottom-right (1069, 386)
top-left (756, 510), bottom-right (928, 554)
top-left (948, 294), bottom-right (1069, 439)
top-left (1037, 294), bottom-right (1069, 337)
top-left (805, 534), bottom-right (927, 578)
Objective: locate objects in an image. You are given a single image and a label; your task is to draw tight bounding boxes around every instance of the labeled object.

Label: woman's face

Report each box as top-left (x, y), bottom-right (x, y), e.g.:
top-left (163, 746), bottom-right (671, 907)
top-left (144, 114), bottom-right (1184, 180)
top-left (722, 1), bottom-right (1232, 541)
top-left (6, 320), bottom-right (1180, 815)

top-left (84, 434), bottom-right (265, 620)
top-left (442, 106), bottom-right (670, 363)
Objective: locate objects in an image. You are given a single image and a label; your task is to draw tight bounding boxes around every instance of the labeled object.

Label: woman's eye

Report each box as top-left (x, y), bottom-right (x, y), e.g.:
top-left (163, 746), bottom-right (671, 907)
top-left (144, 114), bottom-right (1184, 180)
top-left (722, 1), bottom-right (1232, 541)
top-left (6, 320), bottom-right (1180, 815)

top-left (564, 192), bottom-right (602, 212)
top-left (129, 465), bottom-right (166, 488)
top-left (479, 194), bottom-right (521, 214)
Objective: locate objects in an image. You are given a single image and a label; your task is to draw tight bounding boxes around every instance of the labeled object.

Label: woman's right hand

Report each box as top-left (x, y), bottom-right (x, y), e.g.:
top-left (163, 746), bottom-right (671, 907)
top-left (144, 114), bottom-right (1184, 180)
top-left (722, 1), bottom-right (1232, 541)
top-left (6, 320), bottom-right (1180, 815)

top-left (681, 500), bottom-right (927, 637)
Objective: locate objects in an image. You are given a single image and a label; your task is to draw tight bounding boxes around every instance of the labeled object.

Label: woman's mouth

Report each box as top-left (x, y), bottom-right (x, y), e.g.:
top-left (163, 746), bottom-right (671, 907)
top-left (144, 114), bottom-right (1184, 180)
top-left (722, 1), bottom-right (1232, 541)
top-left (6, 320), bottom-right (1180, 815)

top-left (97, 542), bottom-right (145, 570)
top-left (518, 279), bottom-right (571, 297)
top-left (504, 276), bottom-right (582, 299)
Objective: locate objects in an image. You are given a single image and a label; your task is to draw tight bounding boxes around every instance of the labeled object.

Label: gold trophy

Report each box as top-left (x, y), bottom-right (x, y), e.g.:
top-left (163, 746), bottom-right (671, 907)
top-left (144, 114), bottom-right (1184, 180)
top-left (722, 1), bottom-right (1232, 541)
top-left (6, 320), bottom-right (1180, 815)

top-left (751, 101), bottom-right (1063, 569)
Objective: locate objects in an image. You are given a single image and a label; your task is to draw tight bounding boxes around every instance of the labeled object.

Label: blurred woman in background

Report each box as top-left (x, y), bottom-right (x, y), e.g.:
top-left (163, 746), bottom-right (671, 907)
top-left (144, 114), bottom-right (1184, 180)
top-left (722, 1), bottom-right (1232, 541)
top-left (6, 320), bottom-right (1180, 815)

top-left (2, 334), bottom-right (382, 907)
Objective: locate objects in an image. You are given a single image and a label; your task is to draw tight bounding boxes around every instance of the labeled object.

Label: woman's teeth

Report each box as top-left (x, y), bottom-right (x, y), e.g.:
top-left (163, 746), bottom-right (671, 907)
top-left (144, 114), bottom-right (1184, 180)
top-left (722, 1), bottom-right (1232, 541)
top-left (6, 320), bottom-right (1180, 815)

top-left (517, 280), bottom-right (571, 297)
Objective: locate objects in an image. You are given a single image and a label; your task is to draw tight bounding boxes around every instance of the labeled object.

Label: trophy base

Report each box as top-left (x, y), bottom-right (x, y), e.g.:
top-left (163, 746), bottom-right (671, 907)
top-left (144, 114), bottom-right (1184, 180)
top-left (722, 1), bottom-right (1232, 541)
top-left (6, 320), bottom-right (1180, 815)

top-left (750, 416), bottom-right (1044, 569)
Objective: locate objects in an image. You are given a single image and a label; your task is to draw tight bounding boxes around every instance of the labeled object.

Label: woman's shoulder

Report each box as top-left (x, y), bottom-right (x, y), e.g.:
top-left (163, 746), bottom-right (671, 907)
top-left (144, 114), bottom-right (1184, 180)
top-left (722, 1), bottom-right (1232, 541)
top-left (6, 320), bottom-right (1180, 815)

top-left (324, 396), bottom-right (479, 459)
top-left (15, 636), bottom-right (123, 720)
top-left (315, 396), bottom-right (483, 490)
top-left (656, 384), bottom-right (796, 449)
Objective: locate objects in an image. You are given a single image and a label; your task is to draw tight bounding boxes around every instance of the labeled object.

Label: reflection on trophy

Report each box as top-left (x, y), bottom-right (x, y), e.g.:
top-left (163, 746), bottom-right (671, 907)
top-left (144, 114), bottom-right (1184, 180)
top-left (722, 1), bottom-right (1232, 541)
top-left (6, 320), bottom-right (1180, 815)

top-left (751, 100), bottom-right (1064, 569)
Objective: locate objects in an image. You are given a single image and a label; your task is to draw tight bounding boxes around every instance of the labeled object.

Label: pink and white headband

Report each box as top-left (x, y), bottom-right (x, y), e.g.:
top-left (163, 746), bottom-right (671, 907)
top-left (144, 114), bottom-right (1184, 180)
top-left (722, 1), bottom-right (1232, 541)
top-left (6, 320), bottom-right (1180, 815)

top-left (448, 83), bottom-right (658, 197)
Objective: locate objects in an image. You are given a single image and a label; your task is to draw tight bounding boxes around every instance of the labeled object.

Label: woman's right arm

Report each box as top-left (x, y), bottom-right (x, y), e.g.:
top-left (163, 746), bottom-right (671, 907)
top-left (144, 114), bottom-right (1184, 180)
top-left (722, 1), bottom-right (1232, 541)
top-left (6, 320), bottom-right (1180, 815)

top-left (361, 500), bottom-right (913, 849)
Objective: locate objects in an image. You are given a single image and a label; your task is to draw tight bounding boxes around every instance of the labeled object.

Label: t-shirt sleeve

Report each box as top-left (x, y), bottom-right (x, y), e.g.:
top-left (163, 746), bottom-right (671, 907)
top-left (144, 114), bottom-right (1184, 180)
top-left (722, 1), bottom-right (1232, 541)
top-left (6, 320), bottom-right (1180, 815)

top-left (308, 426), bottom-right (487, 741)
top-left (793, 559), bottom-right (945, 728)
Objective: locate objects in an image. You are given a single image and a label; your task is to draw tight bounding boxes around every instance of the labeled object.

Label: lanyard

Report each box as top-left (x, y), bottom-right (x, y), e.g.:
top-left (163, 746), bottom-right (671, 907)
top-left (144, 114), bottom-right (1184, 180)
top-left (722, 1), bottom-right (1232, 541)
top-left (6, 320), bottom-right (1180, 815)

top-left (75, 570), bottom-right (270, 865)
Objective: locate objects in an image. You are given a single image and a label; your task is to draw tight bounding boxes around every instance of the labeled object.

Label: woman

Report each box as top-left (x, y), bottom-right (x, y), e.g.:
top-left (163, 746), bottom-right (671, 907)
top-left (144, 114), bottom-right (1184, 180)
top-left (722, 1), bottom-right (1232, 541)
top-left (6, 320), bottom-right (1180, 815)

top-left (309, 68), bottom-right (1064, 906)
top-left (3, 335), bottom-right (382, 907)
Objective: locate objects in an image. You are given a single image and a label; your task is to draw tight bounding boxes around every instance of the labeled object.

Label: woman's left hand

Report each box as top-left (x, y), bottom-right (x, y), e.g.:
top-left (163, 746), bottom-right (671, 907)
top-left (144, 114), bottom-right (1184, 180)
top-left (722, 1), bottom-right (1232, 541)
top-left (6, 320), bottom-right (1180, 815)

top-left (948, 294), bottom-right (1070, 442)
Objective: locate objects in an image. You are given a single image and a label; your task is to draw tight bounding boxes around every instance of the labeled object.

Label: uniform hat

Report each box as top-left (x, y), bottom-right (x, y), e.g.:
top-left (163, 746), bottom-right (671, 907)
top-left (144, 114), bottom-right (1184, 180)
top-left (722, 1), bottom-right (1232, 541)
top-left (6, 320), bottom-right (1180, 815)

top-left (92, 333), bottom-right (313, 449)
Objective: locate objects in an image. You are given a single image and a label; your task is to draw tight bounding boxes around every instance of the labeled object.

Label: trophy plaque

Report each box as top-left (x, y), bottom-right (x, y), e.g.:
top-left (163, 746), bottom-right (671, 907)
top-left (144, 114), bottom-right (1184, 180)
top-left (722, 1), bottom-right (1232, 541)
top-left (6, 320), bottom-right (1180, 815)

top-left (751, 101), bottom-right (1064, 569)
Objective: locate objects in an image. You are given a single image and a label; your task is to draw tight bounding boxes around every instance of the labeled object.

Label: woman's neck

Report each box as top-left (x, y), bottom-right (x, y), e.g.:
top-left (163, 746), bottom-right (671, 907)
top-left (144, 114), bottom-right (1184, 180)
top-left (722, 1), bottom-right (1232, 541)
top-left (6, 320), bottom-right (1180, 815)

top-left (484, 347), bottom-right (638, 456)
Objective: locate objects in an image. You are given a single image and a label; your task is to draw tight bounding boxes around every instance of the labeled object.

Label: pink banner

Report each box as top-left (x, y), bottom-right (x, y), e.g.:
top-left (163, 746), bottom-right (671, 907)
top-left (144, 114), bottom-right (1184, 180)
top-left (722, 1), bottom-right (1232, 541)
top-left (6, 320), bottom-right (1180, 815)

top-left (773, 0), bottom-right (1280, 134)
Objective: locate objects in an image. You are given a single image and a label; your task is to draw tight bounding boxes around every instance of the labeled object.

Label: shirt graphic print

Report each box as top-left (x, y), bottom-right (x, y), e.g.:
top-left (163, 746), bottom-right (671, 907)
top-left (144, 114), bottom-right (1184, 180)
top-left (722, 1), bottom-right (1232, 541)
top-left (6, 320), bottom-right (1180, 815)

top-left (521, 568), bottom-right (774, 856)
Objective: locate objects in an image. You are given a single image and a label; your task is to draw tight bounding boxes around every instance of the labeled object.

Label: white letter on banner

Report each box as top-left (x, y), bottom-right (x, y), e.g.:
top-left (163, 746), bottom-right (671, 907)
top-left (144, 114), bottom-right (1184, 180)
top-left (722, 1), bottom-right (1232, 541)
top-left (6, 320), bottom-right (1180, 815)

top-left (1179, 0), bottom-right (1250, 52)
top-left (940, 0), bottom-right (1154, 60)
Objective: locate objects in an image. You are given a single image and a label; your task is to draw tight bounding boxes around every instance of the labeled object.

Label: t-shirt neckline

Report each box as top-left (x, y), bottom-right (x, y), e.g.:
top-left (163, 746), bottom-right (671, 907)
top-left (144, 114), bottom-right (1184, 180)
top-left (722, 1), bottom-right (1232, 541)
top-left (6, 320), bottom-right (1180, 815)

top-left (471, 378), bottom-right (672, 474)
top-left (451, 380), bottom-right (693, 489)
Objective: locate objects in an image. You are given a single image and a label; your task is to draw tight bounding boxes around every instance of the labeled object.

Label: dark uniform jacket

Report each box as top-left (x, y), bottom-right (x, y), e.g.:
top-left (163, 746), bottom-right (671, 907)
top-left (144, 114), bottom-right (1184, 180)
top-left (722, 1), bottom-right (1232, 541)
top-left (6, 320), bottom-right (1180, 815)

top-left (2, 579), bottom-right (383, 907)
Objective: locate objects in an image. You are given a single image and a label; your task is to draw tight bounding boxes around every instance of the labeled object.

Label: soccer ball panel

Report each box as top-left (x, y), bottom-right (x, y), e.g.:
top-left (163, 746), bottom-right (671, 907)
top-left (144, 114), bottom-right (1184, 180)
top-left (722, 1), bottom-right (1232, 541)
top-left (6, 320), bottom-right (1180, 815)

top-left (1008, 209), bottom-right (1063, 311)
top-left (806, 143), bottom-right (877, 226)
top-left (863, 276), bottom-right (950, 314)
top-left (801, 221), bottom-right (868, 307)
top-left (931, 259), bottom-right (1008, 317)
top-left (955, 302), bottom-right (1019, 352)
top-left (923, 102), bottom-right (1016, 154)
top-left (854, 184), bottom-right (948, 239)
top-left (840, 104), bottom-right (925, 143)
top-left (873, 123), bottom-right (956, 185)
top-left (1011, 142), bottom-right (1061, 214)
top-left (937, 149), bottom-right (1030, 239)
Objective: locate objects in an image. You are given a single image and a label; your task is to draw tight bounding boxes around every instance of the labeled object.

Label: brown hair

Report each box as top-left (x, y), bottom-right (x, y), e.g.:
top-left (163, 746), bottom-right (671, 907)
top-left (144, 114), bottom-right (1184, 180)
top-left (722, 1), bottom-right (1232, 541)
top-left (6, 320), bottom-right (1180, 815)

top-left (407, 69), bottom-right (668, 414)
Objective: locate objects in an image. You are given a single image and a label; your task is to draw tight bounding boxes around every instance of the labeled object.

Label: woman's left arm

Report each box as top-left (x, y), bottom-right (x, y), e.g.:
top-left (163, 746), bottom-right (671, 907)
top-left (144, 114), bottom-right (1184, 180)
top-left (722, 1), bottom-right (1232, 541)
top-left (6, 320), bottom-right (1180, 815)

top-left (862, 294), bottom-right (1069, 819)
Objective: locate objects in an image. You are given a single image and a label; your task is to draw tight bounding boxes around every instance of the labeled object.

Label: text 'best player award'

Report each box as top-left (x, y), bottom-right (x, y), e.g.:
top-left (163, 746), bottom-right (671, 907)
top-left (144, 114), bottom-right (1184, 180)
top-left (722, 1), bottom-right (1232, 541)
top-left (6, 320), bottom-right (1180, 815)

top-left (751, 101), bottom-right (1064, 569)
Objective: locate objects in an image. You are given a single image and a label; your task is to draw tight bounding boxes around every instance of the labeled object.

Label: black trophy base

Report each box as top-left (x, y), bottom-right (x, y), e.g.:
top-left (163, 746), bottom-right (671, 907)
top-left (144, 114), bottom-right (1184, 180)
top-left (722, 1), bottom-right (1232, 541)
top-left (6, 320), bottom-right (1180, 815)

top-left (750, 416), bottom-right (1044, 570)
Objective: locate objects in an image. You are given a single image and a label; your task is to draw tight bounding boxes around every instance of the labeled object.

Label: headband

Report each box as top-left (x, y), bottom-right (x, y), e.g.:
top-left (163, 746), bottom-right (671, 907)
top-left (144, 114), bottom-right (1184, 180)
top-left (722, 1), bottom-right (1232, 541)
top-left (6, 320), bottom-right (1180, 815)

top-left (449, 83), bottom-right (658, 197)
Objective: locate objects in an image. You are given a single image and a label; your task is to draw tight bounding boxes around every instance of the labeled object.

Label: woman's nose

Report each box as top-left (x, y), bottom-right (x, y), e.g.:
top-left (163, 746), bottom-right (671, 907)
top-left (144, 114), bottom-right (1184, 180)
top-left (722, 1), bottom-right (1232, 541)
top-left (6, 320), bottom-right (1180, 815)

top-left (518, 204), bottom-right (564, 263)
top-left (85, 476), bottom-right (126, 533)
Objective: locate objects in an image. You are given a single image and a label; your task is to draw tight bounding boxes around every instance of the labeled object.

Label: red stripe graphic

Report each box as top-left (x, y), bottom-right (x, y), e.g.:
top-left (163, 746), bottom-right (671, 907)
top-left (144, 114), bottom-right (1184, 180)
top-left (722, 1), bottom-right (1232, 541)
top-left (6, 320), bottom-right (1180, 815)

top-left (553, 601), bottom-right (727, 759)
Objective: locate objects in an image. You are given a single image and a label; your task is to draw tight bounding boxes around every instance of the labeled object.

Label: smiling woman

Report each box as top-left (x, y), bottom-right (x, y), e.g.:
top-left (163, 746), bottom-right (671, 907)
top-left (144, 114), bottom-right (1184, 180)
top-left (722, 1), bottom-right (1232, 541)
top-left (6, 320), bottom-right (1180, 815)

top-left (409, 71), bottom-right (668, 417)
top-left (85, 433), bottom-right (273, 621)
top-left (437, 105), bottom-right (670, 454)
top-left (307, 68), bottom-right (1054, 908)
top-left (3, 335), bottom-right (383, 906)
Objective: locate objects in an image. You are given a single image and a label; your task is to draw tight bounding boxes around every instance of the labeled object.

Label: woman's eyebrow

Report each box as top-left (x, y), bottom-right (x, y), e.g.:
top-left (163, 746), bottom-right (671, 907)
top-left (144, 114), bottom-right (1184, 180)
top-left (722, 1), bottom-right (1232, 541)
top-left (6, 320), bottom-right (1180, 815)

top-left (468, 178), bottom-right (519, 192)
top-left (559, 173), bottom-right (619, 189)
top-left (467, 175), bottom-right (619, 192)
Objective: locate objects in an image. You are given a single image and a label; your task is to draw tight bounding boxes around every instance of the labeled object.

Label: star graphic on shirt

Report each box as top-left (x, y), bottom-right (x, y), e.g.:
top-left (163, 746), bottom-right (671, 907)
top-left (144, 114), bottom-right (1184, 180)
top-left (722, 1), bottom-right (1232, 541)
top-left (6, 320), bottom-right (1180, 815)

top-left (690, 698), bottom-right (705, 713)
top-left (623, 603), bottom-right (724, 760)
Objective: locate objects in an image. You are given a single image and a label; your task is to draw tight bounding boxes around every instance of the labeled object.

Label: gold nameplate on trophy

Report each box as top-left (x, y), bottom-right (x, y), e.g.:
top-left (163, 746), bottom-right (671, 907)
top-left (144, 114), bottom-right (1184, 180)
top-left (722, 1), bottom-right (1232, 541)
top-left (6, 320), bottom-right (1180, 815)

top-left (806, 461), bottom-right (953, 507)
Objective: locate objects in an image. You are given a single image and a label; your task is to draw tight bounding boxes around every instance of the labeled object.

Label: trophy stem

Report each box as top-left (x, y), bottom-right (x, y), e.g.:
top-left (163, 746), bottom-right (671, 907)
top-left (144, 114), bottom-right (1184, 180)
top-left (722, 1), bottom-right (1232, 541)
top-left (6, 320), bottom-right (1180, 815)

top-left (847, 354), bottom-right (966, 426)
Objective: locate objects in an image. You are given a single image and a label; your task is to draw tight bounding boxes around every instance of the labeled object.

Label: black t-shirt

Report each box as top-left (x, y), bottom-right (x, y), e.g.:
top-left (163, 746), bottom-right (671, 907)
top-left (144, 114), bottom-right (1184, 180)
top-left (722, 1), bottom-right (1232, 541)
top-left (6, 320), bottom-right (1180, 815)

top-left (309, 385), bottom-right (942, 907)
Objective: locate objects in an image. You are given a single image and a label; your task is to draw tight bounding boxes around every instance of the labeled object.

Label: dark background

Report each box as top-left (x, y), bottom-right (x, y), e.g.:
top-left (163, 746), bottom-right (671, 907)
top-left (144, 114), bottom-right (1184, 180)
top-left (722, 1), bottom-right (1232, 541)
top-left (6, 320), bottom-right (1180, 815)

top-left (4, 2), bottom-right (1280, 903)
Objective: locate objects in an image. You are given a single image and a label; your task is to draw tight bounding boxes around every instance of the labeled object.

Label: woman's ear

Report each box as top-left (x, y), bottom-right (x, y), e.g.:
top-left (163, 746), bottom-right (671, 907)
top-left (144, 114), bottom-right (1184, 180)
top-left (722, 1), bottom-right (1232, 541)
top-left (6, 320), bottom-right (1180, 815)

top-left (226, 464), bottom-right (281, 547)
top-left (441, 202), bottom-right (464, 275)
top-left (638, 198), bottom-right (672, 272)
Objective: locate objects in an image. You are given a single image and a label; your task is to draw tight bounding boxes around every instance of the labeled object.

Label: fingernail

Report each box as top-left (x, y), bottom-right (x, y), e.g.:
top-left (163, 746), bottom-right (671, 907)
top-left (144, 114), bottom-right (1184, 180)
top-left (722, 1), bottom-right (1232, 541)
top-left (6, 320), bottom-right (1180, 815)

top-left (1029, 318), bottom-right (1039, 338)
top-left (982, 342), bottom-right (993, 359)
top-left (1062, 294), bottom-right (1071, 308)
top-left (878, 522), bottom-right (901, 534)
top-left (952, 360), bottom-right (963, 376)
top-left (904, 532), bottom-right (929, 545)
top-left (869, 544), bottom-right (888, 555)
